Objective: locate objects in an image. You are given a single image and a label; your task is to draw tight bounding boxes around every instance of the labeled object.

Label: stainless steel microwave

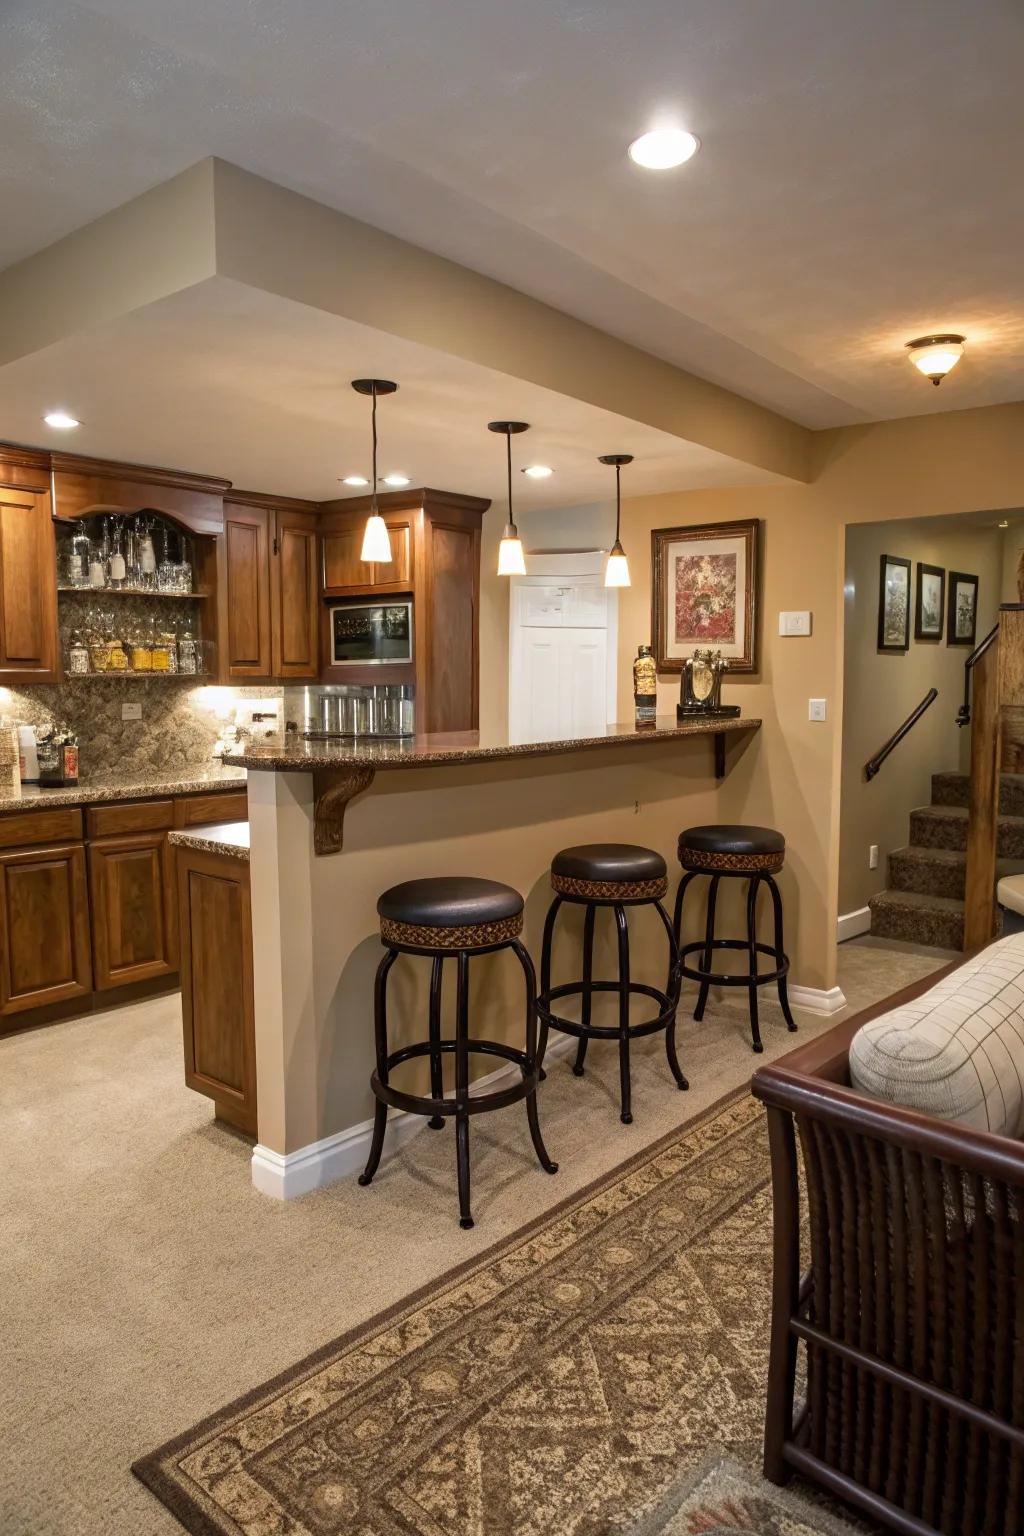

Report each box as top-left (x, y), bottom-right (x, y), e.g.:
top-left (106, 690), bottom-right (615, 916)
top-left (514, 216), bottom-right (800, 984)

top-left (329, 600), bottom-right (414, 666)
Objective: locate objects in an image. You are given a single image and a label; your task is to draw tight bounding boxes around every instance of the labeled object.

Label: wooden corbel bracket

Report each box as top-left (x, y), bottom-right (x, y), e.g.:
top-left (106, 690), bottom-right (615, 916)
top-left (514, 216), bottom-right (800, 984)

top-left (313, 766), bottom-right (376, 855)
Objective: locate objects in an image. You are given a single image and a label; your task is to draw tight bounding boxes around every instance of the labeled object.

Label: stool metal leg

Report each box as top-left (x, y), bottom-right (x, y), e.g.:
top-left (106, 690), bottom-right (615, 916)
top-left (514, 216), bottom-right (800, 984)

top-left (573, 903), bottom-right (596, 1077)
top-left (512, 939), bottom-right (558, 1175)
top-left (538, 895), bottom-right (563, 1076)
top-left (746, 876), bottom-right (763, 1054)
top-left (427, 953), bottom-right (446, 1128)
top-left (766, 873), bottom-right (798, 1033)
top-left (653, 898), bottom-right (688, 1090)
top-left (455, 950), bottom-right (473, 1229)
top-left (673, 870), bottom-right (697, 946)
top-left (614, 903), bottom-right (633, 1124)
top-left (693, 875), bottom-right (720, 1022)
top-left (359, 947), bottom-right (399, 1187)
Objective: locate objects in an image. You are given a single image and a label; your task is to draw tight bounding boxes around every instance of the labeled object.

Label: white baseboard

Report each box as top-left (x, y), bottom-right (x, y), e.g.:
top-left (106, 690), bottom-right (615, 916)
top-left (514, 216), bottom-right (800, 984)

top-left (788, 983), bottom-right (848, 1016)
top-left (837, 905), bottom-right (872, 943)
top-left (251, 1034), bottom-right (578, 1200)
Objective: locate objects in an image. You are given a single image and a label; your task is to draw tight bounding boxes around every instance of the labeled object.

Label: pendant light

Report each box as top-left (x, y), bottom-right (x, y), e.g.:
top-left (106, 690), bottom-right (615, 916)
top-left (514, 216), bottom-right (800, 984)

top-left (599, 453), bottom-right (633, 587)
top-left (489, 420), bottom-right (529, 576)
top-left (351, 378), bottom-right (398, 563)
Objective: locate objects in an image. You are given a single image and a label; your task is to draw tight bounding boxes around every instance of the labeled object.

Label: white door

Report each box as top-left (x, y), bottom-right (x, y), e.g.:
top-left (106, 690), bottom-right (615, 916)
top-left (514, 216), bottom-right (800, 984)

top-left (562, 629), bottom-right (607, 735)
top-left (514, 630), bottom-right (564, 742)
top-left (509, 554), bottom-right (617, 744)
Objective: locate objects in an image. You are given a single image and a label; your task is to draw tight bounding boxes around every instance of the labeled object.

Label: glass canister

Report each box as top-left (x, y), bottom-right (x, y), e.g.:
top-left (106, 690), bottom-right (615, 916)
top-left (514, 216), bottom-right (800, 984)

top-left (88, 632), bottom-right (110, 673)
top-left (129, 622), bottom-right (153, 672)
top-left (67, 631), bottom-right (90, 675)
top-left (177, 626), bottom-right (198, 676)
top-left (105, 629), bottom-right (129, 673)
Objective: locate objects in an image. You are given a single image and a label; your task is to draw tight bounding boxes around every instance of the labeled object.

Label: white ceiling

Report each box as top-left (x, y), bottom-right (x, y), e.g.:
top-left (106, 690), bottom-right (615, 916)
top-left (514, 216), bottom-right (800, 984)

top-left (2, 0), bottom-right (1022, 429)
top-left (0, 279), bottom-right (776, 504)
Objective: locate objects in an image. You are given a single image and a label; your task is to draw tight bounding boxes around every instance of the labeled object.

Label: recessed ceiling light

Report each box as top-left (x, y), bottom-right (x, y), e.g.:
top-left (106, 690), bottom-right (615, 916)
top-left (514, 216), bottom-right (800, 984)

top-left (43, 410), bottom-right (80, 430)
top-left (999, 520), bottom-right (1010, 530)
top-left (628, 128), bottom-right (699, 170)
top-left (341, 475), bottom-right (369, 487)
top-left (905, 334), bottom-right (965, 386)
top-left (522, 464), bottom-right (553, 479)
top-left (383, 473), bottom-right (410, 487)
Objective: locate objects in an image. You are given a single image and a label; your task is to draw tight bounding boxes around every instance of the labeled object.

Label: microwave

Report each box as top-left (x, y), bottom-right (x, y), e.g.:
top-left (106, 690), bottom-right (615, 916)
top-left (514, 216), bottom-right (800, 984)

top-left (329, 599), bottom-right (414, 666)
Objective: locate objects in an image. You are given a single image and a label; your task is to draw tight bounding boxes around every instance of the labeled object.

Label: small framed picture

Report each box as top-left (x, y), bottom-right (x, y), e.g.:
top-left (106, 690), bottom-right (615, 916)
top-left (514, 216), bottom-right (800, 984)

top-left (914, 562), bottom-right (945, 641)
top-left (651, 518), bottom-right (759, 673)
top-left (877, 554), bottom-right (911, 651)
top-left (947, 571), bottom-right (979, 647)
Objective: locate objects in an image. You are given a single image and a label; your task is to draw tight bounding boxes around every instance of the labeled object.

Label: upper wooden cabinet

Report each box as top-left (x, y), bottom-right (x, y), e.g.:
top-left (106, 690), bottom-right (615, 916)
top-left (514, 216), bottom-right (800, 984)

top-left (219, 492), bottom-right (318, 681)
top-left (50, 453), bottom-right (229, 535)
top-left (322, 513), bottom-right (413, 595)
top-left (0, 468), bottom-right (59, 683)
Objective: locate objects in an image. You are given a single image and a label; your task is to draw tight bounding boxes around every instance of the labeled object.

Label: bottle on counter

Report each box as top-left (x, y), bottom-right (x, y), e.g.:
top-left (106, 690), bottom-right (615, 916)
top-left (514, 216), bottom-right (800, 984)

top-left (36, 726), bottom-right (79, 787)
top-left (633, 643), bottom-right (658, 726)
top-left (17, 724), bottom-right (39, 783)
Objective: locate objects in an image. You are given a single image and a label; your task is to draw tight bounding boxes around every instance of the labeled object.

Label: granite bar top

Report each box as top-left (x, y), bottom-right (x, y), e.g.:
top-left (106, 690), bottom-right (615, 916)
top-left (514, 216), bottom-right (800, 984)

top-left (0, 765), bottom-right (247, 816)
top-left (168, 820), bottom-right (250, 862)
top-left (222, 715), bottom-right (760, 773)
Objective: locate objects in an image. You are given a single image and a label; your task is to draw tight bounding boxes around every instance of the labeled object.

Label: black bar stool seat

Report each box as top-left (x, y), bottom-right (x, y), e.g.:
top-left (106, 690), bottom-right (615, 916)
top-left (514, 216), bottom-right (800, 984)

top-left (360, 876), bottom-right (556, 1229)
top-left (674, 823), bottom-right (797, 1054)
top-left (538, 843), bottom-right (687, 1125)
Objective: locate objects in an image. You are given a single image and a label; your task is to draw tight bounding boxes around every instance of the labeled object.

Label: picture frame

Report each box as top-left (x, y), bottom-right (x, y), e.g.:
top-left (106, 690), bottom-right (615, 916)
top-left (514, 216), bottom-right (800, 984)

top-left (877, 554), bottom-right (911, 652)
top-left (914, 562), bottom-right (945, 642)
top-left (947, 570), bottom-right (979, 647)
top-left (651, 518), bottom-right (759, 674)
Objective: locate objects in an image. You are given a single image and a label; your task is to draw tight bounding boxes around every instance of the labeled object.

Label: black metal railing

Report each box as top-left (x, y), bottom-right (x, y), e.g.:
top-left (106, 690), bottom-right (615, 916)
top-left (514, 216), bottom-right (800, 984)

top-left (956, 624), bottom-right (999, 727)
top-left (864, 688), bottom-right (938, 781)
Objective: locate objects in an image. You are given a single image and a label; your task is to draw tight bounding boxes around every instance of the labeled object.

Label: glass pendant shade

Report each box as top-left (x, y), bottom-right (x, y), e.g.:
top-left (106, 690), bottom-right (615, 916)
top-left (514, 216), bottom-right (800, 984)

top-left (360, 513), bottom-right (392, 563)
top-left (906, 335), bottom-right (965, 386)
top-left (599, 454), bottom-right (634, 588)
top-left (497, 525), bottom-right (526, 576)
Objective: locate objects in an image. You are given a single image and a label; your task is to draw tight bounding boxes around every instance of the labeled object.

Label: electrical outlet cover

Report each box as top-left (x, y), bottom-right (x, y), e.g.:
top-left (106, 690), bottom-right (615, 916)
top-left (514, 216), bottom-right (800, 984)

top-left (121, 702), bottom-right (142, 721)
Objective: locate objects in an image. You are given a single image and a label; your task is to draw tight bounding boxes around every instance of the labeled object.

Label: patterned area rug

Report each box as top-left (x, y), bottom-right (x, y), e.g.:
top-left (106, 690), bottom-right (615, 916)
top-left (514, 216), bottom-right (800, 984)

top-left (133, 1090), bottom-right (862, 1536)
top-left (626, 1454), bottom-right (862, 1535)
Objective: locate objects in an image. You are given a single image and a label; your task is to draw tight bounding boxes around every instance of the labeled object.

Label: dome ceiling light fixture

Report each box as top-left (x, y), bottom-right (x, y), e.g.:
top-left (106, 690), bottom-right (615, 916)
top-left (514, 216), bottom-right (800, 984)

top-left (906, 334), bottom-right (965, 387)
top-left (489, 420), bottom-right (530, 577)
top-left (599, 453), bottom-right (633, 588)
top-left (351, 378), bottom-right (398, 563)
top-left (628, 128), bottom-right (700, 170)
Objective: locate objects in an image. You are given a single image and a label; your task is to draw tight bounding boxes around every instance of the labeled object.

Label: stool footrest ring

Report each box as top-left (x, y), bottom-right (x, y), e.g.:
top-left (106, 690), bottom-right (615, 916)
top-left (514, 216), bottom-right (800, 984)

top-left (538, 979), bottom-right (678, 1042)
top-left (678, 936), bottom-right (790, 989)
top-left (372, 1037), bottom-right (536, 1120)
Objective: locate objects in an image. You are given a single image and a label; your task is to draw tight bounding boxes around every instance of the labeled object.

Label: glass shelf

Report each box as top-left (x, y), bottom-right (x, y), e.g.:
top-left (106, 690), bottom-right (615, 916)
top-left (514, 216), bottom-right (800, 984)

top-left (57, 587), bottom-right (209, 599)
top-left (63, 672), bottom-right (211, 682)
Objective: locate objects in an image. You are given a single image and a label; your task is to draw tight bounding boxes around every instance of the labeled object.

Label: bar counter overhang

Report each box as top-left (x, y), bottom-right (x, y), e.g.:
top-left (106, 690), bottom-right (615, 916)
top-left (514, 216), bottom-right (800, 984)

top-left (222, 716), bottom-right (761, 1196)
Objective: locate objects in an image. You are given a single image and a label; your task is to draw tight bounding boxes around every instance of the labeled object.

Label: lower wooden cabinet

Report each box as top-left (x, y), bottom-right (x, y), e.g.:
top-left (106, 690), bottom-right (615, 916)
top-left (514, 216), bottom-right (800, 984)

top-left (88, 832), bottom-right (178, 990)
top-left (0, 843), bottom-right (92, 1014)
top-left (177, 846), bottom-right (256, 1134)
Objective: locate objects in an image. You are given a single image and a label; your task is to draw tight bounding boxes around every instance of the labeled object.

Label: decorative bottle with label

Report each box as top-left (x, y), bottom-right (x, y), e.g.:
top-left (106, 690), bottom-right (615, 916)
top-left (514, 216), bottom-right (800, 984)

top-left (633, 644), bottom-right (657, 726)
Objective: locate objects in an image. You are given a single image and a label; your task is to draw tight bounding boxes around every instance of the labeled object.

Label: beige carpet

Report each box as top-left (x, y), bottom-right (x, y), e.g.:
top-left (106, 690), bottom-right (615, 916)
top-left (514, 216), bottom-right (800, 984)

top-left (0, 939), bottom-right (946, 1535)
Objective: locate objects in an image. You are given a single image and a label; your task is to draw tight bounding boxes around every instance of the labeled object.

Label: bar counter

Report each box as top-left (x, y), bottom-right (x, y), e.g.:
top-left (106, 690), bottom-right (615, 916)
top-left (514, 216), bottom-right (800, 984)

top-left (225, 715), bottom-right (762, 1197)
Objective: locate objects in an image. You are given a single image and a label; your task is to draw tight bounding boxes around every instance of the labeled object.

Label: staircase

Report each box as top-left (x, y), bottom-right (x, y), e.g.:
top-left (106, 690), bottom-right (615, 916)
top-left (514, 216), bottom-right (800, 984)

top-left (868, 771), bottom-right (1024, 949)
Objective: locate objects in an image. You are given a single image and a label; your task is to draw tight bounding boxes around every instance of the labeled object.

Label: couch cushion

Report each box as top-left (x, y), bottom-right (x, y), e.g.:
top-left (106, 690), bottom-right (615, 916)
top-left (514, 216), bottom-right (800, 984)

top-left (849, 932), bottom-right (1024, 1136)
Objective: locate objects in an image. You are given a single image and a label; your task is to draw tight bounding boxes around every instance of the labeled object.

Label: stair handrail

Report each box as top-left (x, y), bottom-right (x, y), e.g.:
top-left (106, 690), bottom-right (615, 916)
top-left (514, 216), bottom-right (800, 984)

top-left (864, 688), bottom-right (939, 781)
top-left (956, 624), bottom-right (1000, 727)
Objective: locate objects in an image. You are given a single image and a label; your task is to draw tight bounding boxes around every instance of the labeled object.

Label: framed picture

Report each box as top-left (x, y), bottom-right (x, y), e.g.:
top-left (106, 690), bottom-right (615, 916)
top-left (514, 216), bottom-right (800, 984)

top-left (947, 571), bottom-right (979, 647)
top-left (651, 518), bottom-right (759, 673)
top-left (877, 554), bottom-right (911, 651)
top-left (914, 562), bottom-right (945, 641)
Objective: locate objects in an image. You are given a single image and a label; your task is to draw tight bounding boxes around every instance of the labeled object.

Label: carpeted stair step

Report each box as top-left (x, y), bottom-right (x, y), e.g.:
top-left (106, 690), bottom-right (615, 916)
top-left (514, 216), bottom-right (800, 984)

top-left (888, 846), bottom-right (1024, 900)
top-left (908, 804), bottom-right (1024, 857)
top-left (931, 770), bottom-right (1024, 816)
top-left (868, 889), bottom-right (965, 950)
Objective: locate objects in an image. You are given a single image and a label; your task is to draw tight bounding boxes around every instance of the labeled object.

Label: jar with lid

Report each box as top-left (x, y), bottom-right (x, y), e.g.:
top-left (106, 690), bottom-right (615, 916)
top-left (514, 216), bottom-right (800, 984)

top-left (177, 616), bottom-right (198, 676)
top-left (151, 632), bottom-right (177, 674)
top-left (67, 631), bottom-right (90, 676)
top-left (105, 628), bottom-right (129, 673)
top-left (129, 620), bottom-right (153, 673)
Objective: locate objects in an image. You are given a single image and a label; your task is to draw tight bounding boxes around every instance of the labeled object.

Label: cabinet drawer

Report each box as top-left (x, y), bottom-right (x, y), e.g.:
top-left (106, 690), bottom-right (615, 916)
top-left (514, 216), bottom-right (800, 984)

top-left (0, 807), bottom-right (83, 849)
top-left (86, 799), bottom-right (174, 840)
top-left (174, 791), bottom-right (248, 828)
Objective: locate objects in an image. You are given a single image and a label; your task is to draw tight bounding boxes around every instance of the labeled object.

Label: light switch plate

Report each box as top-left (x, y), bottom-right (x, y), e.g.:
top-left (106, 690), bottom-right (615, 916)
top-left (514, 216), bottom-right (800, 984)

top-left (121, 702), bottom-right (142, 721)
top-left (779, 610), bottom-right (812, 636)
top-left (808, 698), bottom-right (827, 722)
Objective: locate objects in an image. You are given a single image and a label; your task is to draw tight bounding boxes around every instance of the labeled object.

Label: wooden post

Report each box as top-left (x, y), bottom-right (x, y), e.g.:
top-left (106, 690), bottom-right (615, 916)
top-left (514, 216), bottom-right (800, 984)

top-left (963, 642), bottom-right (1000, 951)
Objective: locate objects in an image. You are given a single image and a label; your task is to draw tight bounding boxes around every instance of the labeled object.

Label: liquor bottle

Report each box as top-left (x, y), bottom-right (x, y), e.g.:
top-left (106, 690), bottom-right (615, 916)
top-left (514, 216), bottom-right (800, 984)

top-left (633, 644), bottom-right (657, 726)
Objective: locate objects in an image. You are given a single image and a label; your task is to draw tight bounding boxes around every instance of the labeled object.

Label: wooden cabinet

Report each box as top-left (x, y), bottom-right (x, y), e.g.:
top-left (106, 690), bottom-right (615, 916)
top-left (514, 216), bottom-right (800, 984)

top-left (88, 831), bottom-right (178, 990)
top-left (0, 844), bottom-right (92, 1015)
top-left (322, 514), bottom-right (413, 595)
top-left (177, 845), bottom-right (256, 1135)
top-left (219, 493), bottom-right (318, 681)
top-left (0, 483), bottom-right (58, 682)
top-left (50, 453), bottom-right (229, 535)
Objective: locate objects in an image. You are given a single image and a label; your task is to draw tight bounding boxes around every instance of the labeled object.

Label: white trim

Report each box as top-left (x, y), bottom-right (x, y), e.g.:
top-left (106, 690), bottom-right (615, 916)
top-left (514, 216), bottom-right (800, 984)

top-left (251, 1035), bottom-right (578, 1200)
top-left (788, 983), bottom-right (848, 1016)
top-left (837, 905), bottom-right (872, 943)
top-left (518, 550), bottom-right (606, 577)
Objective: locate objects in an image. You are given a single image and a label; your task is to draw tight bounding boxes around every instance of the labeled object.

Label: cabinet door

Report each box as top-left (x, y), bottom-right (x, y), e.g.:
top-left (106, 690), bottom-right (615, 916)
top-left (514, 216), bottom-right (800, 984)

top-left (178, 850), bottom-right (256, 1134)
top-left (223, 503), bottom-right (271, 678)
top-left (272, 509), bottom-right (319, 678)
top-left (515, 584), bottom-right (565, 628)
top-left (0, 486), bottom-right (58, 681)
top-left (88, 833), bottom-right (178, 990)
top-left (511, 631), bottom-right (563, 744)
top-left (560, 628), bottom-right (609, 736)
top-left (322, 526), bottom-right (370, 593)
top-left (373, 519), bottom-right (413, 589)
top-left (0, 844), bottom-right (92, 1015)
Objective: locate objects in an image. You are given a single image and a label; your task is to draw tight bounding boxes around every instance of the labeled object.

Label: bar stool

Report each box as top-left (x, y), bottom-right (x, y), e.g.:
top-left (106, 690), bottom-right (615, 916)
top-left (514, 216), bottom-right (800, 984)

top-left (673, 824), bottom-right (797, 1054)
top-left (537, 844), bottom-right (687, 1125)
top-left (358, 875), bottom-right (557, 1229)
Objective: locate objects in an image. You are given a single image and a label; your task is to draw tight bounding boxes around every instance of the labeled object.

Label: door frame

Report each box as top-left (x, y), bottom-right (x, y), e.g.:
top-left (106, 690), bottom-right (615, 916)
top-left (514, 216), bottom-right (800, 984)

top-left (508, 551), bottom-right (618, 734)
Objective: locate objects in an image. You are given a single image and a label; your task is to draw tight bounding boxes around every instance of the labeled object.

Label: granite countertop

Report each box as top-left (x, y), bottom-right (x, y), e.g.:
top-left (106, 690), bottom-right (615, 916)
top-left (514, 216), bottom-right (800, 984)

top-left (0, 764), bottom-right (247, 815)
top-left (168, 820), bottom-right (250, 862)
top-left (222, 715), bottom-right (761, 772)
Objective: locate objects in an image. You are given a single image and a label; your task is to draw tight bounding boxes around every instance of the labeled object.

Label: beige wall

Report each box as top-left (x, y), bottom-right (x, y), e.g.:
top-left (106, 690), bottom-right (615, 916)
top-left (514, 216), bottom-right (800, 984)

top-left (838, 516), bottom-right (1003, 915)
